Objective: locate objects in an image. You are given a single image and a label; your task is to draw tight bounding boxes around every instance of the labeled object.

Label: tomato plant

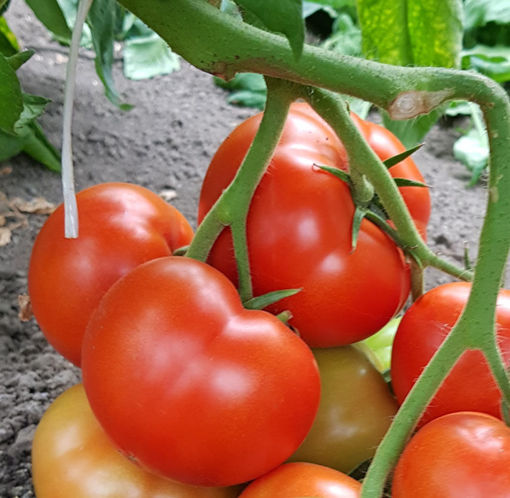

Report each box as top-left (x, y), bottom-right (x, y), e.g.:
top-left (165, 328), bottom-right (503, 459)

top-left (392, 411), bottom-right (510, 497)
top-left (81, 256), bottom-right (321, 487)
top-left (391, 282), bottom-right (510, 425)
top-left (288, 345), bottom-right (397, 473)
top-left (238, 462), bottom-right (361, 497)
top-left (28, 182), bottom-right (193, 366)
top-left (198, 102), bottom-right (430, 347)
top-left (32, 384), bottom-right (241, 498)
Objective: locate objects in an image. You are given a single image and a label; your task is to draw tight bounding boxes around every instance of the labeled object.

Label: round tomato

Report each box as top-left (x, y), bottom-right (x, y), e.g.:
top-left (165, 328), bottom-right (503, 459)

top-left (28, 182), bottom-right (193, 366)
top-left (288, 345), bottom-right (397, 473)
top-left (81, 256), bottom-right (320, 487)
top-left (32, 384), bottom-right (241, 498)
top-left (391, 282), bottom-right (510, 426)
top-left (238, 462), bottom-right (361, 498)
top-left (392, 411), bottom-right (510, 497)
top-left (198, 102), bottom-right (430, 347)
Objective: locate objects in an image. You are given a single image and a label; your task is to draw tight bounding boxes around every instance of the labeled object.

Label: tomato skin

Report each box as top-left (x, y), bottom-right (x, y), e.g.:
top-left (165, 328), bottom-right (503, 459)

top-left (28, 182), bottom-right (193, 366)
top-left (391, 282), bottom-right (510, 425)
top-left (392, 412), bottom-right (510, 498)
top-left (32, 384), bottom-right (241, 498)
top-left (238, 462), bottom-right (361, 498)
top-left (81, 256), bottom-right (321, 487)
top-left (198, 103), bottom-right (430, 347)
top-left (288, 346), bottom-right (397, 473)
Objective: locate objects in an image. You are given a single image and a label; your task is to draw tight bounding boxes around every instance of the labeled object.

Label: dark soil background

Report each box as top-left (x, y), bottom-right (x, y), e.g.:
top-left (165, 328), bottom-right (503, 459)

top-left (1, 2), bottom-right (505, 497)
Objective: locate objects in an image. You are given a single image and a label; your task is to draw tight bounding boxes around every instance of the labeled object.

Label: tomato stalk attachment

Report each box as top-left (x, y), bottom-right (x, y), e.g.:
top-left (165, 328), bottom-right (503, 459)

top-left (186, 77), bottom-right (299, 301)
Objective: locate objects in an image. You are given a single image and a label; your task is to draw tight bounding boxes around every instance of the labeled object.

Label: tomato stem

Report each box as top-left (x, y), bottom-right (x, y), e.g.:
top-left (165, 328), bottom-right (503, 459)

top-left (186, 78), bottom-right (298, 300)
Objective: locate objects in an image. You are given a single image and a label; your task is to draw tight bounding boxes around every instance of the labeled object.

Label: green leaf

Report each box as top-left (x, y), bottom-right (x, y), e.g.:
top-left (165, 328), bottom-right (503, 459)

top-left (462, 45), bottom-right (510, 84)
top-left (383, 143), bottom-right (423, 168)
top-left (0, 52), bottom-right (23, 133)
top-left (214, 72), bottom-right (267, 109)
top-left (0, 16), bottom-right (19, 56)
top-left (0, 128), bottom-right (24, 160)
top-left (15, 93), bottom-right (52, 132)
top-left (318, 164), bottom-right (352, 185)
top-left (358, 0), bottom-right (463, 68)
top-left (351, 206), bottom-right (366, 251)
top-left (393, 177), bottom-right (427, 188)
top-left (453, 127), bottom-right (489, 186)
top-left (124, 31), bottom-right (179, 80)
top-left (464, 0), bottom-right (510, 30)
top-left (0, 1), bottom-right (9, 15)
top-left (322, 12), bottom-right (362, 57)
top-left (25, 0), bottom-right (71, 41)
top-left (244, 288), bottom-right (302, 310)
top-left (234, 0), bottom-right (305, 58)
top-left (87, 0), bottom-right (131, 109)
top-left (23, 121), bottom-right (61, 171)
top-left (6, 49), bottom-right (34, 70)
top-left (382, 108), bottom-right (443, 148)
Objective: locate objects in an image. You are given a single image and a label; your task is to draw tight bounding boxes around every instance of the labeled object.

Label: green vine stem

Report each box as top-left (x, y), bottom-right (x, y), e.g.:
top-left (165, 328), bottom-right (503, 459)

top-left (186, 77), bottom-right (298, 301)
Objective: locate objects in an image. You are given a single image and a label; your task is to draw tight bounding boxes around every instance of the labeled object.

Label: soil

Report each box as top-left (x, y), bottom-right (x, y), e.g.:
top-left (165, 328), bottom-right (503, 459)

top-left (0, 2), bottom-right (505, 497)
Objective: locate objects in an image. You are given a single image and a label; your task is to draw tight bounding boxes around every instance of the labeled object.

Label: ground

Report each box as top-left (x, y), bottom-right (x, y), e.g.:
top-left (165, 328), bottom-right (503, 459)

top-left (0, 2), bottom-right (500, 496)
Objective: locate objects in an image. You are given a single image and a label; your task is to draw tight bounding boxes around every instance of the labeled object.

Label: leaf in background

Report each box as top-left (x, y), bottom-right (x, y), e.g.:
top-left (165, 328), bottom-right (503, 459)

top-left (234, 0), bottom-right (305, 58)
top-left (123, 18), bottom-right (180, 80)
top-left (6, 49), bottom-right (34, 70)
top-left (322, 12), bottom-right (362, 56)
top-left (55, 0), bottom-right (92, 45)
top-left (464, 0), bottom-right (510, 30)
top-left (87, 0), bottom-right (131, 110)
top-left (0, 16), bottom-right (19, 56)
top-left (462, 45), bottom-right (510, 84)
top-left (302, 1), bottom-right (338, 19)
top-left (22, 121), bottom-right (61, 171)
top-left (0, 53), bottom-right (23, 133)
top-left (445, 100), bottom-right (473, 117)
top-left (215, 72), bottom-right (267, 109)
top-left (15, 94), bottom-right (52, 132)
top-left (25, 0), bottom-right (71, 42)
top-left (358, 0), bottom-right (463, 68)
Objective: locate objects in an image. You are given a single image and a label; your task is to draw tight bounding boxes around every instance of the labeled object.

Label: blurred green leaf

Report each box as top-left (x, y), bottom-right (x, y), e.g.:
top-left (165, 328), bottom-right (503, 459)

top-left (462, 45), bottom-right (510, 84)
top-left (6, 49), bottom-right (34, 70)
top-left (0, 52), bottom-right (23, 133)
top-left (123, 18), bottom-right (180, 80)
top-left (215, 72), bottom-right (267, 109)
top-left (0, 16), bottom-right (19, 56)
top-left (25, 0), bottom-right (71, 41)
top-left (464, 0), bottom-right (510, 30)
top-left (15, 94), bottom-right (51, 132)
top-left (358, 0), bottom-right (463, 68)
top-left (234, 0), bottom-right (305, 58)
top-left (87, 0), bottom-right (131, 110)
top-left (23, 121), bottom-right (61, 171)
top-left (322, 12), bottom-right (361, 56)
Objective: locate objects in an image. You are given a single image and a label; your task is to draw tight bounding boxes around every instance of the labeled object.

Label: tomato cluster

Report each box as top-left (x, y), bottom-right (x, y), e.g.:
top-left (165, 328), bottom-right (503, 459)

top-left (29, 105), bottom-right (510, 497)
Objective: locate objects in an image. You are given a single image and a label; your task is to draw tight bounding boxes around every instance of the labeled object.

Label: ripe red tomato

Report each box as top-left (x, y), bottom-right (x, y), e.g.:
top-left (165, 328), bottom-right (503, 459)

top-left (32, 384), bottom-right (241, 498)
top-left (28, 182), bottom-right (193, 366)
top-left (81, 256), bottom-right (321, 487)
top-left (392, 411), bottom-right (510, 497)
top-left (391, 282), bottom-right (510, 425)
top-left (288, 346), bottom-right (398, 473)
top-left (198, 102), bottom-right (430, 347)
top-left (238, 462), bottom-right (361, 497)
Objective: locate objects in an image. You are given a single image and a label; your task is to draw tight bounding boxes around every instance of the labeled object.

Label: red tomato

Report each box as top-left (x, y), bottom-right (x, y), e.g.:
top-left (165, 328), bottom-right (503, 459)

top-left (391, 282), bottom-right (510, 425)
top-left (238, 462), bottom-right (361, 498)
top-left (392, 412), bottom-right (510, 497)
top-left (198, 102), bottom-right (430, 347)
top-left (81, 256), bottom-right (321, 487)
top-left (28, 182), bottom-right (193, 366)
top-left (32, 384), bottom-right (241, 498)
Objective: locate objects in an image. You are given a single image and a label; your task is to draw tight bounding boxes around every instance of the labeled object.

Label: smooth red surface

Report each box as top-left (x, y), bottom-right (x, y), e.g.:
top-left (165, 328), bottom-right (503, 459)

top-left (391, 282), bottom-right (510, 425)
top-left (392, 412), bottom-right (510, 497)
top-left (198, 103), bottom-right (430, 347)
top-left (81, 256), bottom-right (321, 487)
top-left (28, 182), bottom-right (193, 366)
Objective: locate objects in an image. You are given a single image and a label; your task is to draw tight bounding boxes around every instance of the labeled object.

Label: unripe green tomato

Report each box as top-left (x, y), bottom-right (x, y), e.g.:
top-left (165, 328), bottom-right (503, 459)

top-left (288, 346), bottom-right (398, 473)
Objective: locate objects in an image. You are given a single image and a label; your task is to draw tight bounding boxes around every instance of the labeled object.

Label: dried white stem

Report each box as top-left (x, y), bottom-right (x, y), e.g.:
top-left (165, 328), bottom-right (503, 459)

top-left (62, 0), bottom-right (93, 238)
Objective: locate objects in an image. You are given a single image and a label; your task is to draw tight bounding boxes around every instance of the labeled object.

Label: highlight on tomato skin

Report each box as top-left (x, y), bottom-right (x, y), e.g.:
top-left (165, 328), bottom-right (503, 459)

top-left (32, 383), bottom-right (241, 498)
top-left (198, 102), bottom-right (430, 349)
top-left (238, 462), bottom-right (361, 498)
top-left (28, 182), bottom-right (194, 366)
top-left (392, 411), bottom-right (510, 498)
top-left (390, 281), bottom-right (510, 426)
top-left (81, 256), bottom-right (321, 488)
